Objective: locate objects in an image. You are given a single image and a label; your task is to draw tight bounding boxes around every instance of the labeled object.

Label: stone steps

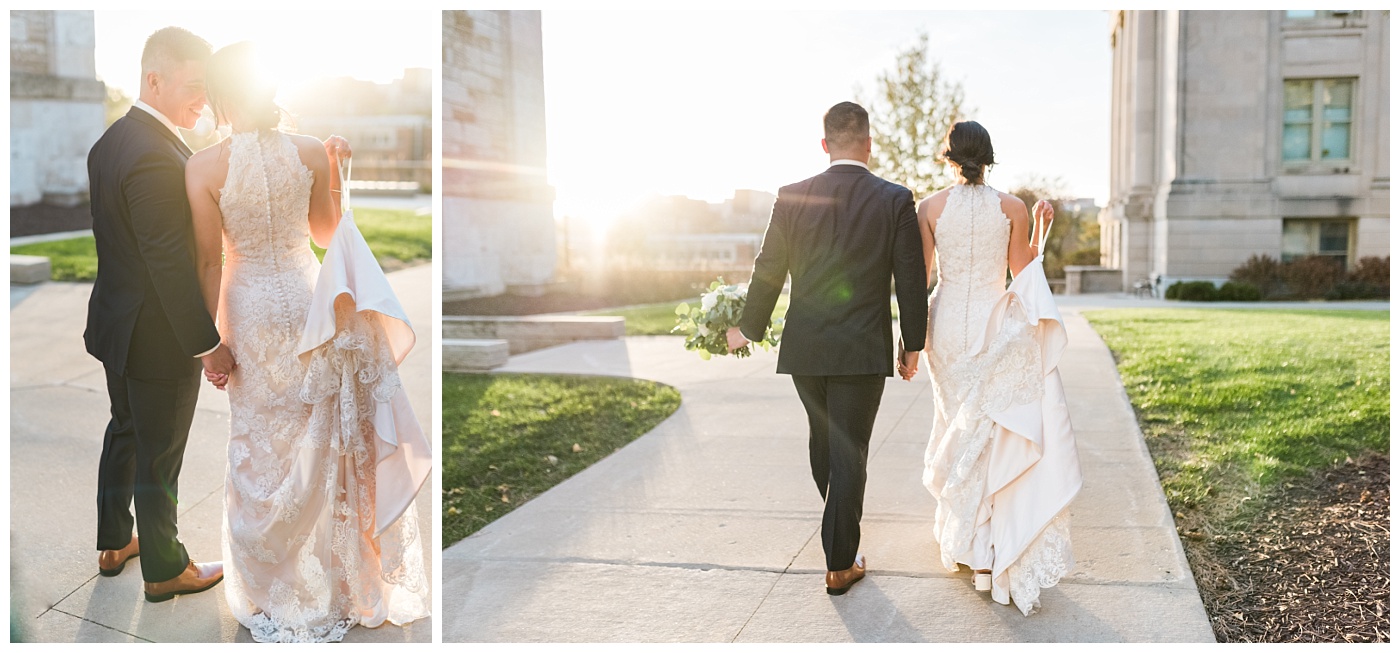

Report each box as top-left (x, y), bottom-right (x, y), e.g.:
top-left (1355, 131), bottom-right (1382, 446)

top-left (10, 254), bottom-right (51, 284)
top-left (443, 315), bottom-right (626, 355)
top-left (443, 338), bottom-right (510, 372)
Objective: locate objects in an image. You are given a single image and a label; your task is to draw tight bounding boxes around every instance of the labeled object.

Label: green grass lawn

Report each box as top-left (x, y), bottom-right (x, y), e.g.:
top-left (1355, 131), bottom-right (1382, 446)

top-left (10, 235), bottom-right (99, 281)
top-left (441, 372), bottom-right (682, 547)
top-left (1083, 308), bottom-right (1389, 526)
top-left (587, 294), bottom-right (792, 336)
top-left (11, 206), bottom-right (431, 282)
top-left (592, 294), bottom-right (905, 336)
top-left (310, 207), bottom-right (431, 271)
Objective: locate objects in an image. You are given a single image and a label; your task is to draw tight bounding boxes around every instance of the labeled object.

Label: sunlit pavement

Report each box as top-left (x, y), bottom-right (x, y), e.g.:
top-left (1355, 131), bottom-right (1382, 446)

top-left (8, 264), bottom-right (433, 643)
top-left (441, 305), bottom-right (1217, 643)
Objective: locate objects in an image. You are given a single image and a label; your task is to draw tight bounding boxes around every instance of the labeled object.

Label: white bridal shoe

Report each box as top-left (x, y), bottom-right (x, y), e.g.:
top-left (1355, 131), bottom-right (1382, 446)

top-left (973, 570), bottom-right (992, 592)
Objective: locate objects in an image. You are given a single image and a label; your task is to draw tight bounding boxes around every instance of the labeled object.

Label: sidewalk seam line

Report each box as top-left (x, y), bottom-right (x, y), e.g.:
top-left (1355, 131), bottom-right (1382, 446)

top-left (36, 572), bottom-right (104, 622)
top-left (731, 525), bottom-right (819, 642)
top-left (47, 606), bottom-right (154, 642)
top-left (450, 555), bottom-right (1195, 589)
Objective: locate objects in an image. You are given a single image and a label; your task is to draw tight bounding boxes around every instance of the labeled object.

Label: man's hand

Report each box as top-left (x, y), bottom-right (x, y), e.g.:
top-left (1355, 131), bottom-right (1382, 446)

top-left (323, 135), bottom-right (352, 165)
top-left (726, 326), bottom-right (750, 354)
top-left (897, 345), bottom-right (920, 381)
top-left (201, 342), bottom-right (237, 390)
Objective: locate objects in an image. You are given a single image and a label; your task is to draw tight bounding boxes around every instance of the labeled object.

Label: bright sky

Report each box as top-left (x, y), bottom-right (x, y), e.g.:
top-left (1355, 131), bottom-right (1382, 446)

top-left (542, 10), bottom-right (1112, 226)
top-left (94, 11), bottom-right (437, 99)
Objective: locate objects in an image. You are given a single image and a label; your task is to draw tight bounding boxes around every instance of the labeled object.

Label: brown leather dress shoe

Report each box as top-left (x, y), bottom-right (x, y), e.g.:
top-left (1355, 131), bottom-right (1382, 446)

top-left (143, 559), bottom-right (224, 603)
top-left (825, 553), bottom-right (867, 596)
top-left (98, 536), bottom-right (140, 577)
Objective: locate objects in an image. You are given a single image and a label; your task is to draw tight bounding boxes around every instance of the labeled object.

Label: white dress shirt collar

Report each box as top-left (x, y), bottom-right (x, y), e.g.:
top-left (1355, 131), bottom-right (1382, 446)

top-left (829, 158), bottom-right (869, 170)
top-left (132, 99), bottom-right (188, 146)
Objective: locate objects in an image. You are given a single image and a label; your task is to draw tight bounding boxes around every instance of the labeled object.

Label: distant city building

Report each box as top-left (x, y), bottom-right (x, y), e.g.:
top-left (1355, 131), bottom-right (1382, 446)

top-left (1100, 10), bottom-right (1390, 290)
top-left (287, 68), bottom-right (431, 190)
top-left (718, 189), bottom-right (777, 233)
top-left (1061, 197), bottom-right (1100, 215)
top-left (442, 10), bottom-right (555, 300)
top-left (605, 190), bottom-right (776, 271)
top-left (644, 233), bottom-right (764, 271)
top-left (10, 10), bottom-right (104, 207)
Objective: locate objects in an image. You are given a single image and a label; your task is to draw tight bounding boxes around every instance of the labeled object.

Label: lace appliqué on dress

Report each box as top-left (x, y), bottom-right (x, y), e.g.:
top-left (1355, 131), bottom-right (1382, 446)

top-left (1007, 510), bottom-right (1074, 616)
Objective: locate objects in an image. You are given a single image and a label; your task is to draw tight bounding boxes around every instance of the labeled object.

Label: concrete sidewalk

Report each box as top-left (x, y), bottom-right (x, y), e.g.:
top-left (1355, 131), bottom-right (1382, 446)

top-left (8, 264), bottom-right (433, 643)
top-left (442, 309), bottom-right (1216, 642)
top-left (1054, 293), bottom-right (1388, 311)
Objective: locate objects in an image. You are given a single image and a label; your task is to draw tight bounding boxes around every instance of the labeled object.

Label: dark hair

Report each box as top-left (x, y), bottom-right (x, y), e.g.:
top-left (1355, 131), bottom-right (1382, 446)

top-left (141, 27), bottom-right (211, 77)
top-left (941, 120), bottom-right (996, 184)
top-left (823, 101), bottom-right (870, 150)
top-left (206, 42), bottom-right (282, 131)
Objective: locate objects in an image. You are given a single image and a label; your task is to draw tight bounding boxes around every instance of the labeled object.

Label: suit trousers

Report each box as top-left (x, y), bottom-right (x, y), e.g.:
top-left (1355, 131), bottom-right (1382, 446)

top-left (96, 366), bottom-right (200, 583)
top-left (791, 373), bottom-right (885, 572)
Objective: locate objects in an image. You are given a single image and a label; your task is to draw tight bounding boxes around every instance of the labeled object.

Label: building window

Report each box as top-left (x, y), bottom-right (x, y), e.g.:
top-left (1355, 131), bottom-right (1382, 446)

top-left (1285, 10), bottom-right (1358, 19)
top-left (1282, 219), bottom-right (1354, 267)
top-left (1283, 78), bottom-right (1353, 163)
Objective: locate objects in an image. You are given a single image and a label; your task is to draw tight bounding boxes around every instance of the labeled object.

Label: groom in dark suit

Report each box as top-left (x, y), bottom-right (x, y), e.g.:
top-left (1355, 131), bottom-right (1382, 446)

top-left (729, 101), bottom-right (927, 595)
top-left (86, 27), bottom-right (231, 602)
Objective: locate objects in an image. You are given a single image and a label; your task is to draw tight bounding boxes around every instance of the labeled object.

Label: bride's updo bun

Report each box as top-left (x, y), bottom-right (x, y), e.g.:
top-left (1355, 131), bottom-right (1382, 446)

top-left (941, 120), bottom-right (996, 184)
top-left (206, 41), bottom-right (283, 131)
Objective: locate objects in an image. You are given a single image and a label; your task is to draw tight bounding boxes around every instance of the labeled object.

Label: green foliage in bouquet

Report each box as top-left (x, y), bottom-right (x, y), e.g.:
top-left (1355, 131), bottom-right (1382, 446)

top-left (673, 277), bottom-right (783, 360)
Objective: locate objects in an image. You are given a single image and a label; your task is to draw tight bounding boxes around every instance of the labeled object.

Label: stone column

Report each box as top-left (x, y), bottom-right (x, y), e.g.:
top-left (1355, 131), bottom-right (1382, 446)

top-left (10, 10), bottom-right (105, 207)
top-left (442, 10), bottom-right (557, 302)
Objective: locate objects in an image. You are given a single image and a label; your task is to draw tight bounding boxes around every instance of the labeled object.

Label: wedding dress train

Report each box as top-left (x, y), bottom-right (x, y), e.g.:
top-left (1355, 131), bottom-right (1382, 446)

top-left (922, 183), bottom-right (1082, 615)
top-left (216, 129), bottom-right (429, 642)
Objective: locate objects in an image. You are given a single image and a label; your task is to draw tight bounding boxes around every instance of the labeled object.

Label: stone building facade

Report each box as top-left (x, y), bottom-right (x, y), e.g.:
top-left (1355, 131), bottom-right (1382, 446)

top-left (1100, 10), bottom-right (1390, 290)
top-left (442, 10), bottom-right (555, 301)
top-left (10, 10), bottom-right (105, 207)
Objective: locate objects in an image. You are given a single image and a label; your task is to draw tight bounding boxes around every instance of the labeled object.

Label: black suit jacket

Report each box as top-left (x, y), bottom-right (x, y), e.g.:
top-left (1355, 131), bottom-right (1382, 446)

top-left (738, 164), bottom-right (928, 377)
top-left (85, 107), bottom-right (221, 378)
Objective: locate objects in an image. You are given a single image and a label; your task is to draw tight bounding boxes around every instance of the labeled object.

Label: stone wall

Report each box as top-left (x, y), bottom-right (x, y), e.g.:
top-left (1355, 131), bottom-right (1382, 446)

top-left (442, 10), bottom-right (556, 301)
top-left (10, 10), bottom-right (105, 207)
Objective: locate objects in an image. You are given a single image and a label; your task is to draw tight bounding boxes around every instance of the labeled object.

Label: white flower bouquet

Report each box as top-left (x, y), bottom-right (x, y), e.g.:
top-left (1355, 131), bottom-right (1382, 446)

top-left (673, 277), bottom-right (782, 360)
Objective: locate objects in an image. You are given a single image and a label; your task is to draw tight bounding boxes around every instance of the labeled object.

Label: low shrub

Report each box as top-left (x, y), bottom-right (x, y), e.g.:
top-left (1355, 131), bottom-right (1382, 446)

top-left (1325, 280), bottom-right (1386, 300)
top-left (1217, 281), bottom-right (1262, 301)
top-left (1281, 256), bottom-right (1346, 299)
top-left (1229, 254), bottom-right (1286, 299)
top-left (1227, 253), bottom-right (1385, 301)
top-left (1346, 256), bottom-right (1389, 295)
top-left (1166, 280), bottom-right (1220, 302)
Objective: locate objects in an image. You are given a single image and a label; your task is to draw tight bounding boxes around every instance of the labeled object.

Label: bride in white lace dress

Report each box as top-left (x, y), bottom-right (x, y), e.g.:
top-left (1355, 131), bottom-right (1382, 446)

top-left (909, 121), bottom-right (1082, 615)
top-left (184, 42), bottom-right (429, 642)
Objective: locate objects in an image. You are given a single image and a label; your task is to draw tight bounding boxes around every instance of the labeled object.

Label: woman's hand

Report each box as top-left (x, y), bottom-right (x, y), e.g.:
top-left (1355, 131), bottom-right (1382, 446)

top-left (201, 342), bottom-right (236, 390)
top-left (1032, 200), bottom-right (1054, 245)
top-left (322, 135), bottom-right (352, 165)
top-left (897, 343), bottom-right (919, 381)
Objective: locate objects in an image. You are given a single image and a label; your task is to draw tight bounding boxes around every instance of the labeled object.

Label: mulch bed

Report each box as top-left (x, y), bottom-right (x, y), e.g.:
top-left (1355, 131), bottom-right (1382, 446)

top-left (10, 203), bottom-right (92, 238)
top-left (1187, 453), bottom-right (1390, 642)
